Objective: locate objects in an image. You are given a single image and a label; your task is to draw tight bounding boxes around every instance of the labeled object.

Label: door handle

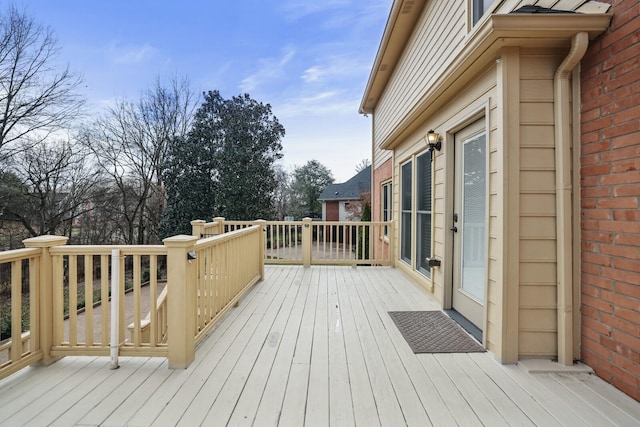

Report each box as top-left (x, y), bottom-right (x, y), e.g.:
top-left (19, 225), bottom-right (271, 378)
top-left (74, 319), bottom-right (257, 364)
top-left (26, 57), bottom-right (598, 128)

top-left (450, 226), bottom-right (458, 232)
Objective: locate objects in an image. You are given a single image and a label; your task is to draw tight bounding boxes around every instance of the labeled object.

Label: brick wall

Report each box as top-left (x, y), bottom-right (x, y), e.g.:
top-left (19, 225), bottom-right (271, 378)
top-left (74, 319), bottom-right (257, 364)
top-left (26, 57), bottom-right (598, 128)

top-left (580, 0), bottom-right (640, 401)
top-left (372, 159), bottom-right (393, 261)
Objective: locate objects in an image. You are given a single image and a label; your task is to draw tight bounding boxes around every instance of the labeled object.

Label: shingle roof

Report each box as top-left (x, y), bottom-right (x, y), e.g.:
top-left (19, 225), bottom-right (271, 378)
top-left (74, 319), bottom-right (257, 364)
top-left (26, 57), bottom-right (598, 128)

top-left (318, 165), bottom-right (371, 201)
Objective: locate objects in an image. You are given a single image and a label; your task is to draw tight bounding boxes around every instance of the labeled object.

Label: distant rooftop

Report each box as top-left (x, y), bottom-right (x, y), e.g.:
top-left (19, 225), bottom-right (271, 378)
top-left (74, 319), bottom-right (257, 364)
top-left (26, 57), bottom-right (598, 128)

top-left (319, 165), bottom-right (371, 201)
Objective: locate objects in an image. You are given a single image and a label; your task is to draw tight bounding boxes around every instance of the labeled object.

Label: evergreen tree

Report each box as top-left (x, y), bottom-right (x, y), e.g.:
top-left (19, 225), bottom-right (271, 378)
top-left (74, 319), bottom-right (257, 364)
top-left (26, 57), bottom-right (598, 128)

top-left (290, 160), bottom-right (334, 219)
top-left (161, 91), bottom-right (284, 236)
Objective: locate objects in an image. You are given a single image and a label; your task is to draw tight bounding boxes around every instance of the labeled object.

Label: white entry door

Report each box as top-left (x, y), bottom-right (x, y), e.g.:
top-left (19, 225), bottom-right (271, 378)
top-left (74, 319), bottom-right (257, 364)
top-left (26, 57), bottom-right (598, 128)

top-left (452, 119), bottom-right (487, 330)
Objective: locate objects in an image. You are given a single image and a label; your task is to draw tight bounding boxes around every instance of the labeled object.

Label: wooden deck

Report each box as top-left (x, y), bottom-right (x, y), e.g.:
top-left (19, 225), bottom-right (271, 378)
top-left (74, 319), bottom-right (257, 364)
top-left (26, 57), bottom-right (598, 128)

top-left (0, 266), bottom-right (638, 426)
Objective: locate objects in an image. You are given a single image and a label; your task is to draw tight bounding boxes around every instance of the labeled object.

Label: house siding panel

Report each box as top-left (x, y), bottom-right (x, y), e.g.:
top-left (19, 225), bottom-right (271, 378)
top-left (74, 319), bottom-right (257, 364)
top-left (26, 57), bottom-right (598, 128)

top-left (373, 0), bottom-right (466, 149)
top-left (580, 0), bottom-right (640, 401)
top-left (517, 50), bottom-right (564, 358)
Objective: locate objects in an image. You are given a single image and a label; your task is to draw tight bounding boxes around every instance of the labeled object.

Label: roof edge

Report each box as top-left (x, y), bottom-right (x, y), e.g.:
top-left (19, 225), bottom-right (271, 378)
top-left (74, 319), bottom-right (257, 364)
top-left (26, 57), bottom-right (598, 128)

top-left (359, 0), bottom-right (426, 115)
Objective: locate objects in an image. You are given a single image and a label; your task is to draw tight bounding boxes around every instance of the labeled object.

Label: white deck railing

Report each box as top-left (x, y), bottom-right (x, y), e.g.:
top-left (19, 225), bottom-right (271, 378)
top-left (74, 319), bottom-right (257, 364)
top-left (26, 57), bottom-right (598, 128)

top-left (194, 218), bottom-right (392, 267)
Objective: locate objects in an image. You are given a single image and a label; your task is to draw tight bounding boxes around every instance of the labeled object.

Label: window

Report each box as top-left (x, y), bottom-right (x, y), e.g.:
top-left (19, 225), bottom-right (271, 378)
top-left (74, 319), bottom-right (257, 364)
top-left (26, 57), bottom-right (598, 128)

top-left (400, 150), bottom-right (434, 279)
top-left (472, 0), bottom-right (495, 25)
top-left (401, 161), bottom-right (412, 263)
top-left (382, 181), bottom-right (392, 236)
top-left (415, 151), bottom-right (432, 277)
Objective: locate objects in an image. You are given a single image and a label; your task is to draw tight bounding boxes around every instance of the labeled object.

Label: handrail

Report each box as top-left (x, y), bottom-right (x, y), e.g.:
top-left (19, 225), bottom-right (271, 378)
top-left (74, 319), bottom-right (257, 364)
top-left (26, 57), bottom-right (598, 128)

top-left (221, 220), bottom-right (392, 266)
top-left (0, 247), bottom-right (40, 263)
top-left (193, 225), bottom-right (264, 345)
top-left (50, 245), bottom-right (166, 256)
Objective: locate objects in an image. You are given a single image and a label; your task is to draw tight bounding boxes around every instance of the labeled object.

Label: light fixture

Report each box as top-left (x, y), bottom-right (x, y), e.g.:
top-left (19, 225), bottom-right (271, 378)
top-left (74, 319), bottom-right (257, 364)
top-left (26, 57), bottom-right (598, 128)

top-left (425, 129), bottom-right (442, 161)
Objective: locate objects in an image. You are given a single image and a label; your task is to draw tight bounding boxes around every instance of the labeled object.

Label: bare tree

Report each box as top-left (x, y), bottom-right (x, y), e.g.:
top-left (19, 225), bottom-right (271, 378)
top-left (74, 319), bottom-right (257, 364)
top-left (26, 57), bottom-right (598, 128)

top-left (84, 76), bottom-right (197, 244)
top-left (272, 164), bottom-right (291, 220)
top-left (0, 5), bottom-right (84, 162)
top-left (3, 140), bottom-right (98, 237)
top-left (354, 159), bottom-right (371, 173)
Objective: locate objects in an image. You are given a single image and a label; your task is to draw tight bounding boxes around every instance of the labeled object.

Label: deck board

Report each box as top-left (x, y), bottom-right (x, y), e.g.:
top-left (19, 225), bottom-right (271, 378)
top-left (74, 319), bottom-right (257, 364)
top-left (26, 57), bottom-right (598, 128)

top-left (0, 266), bottom-right (639, 426)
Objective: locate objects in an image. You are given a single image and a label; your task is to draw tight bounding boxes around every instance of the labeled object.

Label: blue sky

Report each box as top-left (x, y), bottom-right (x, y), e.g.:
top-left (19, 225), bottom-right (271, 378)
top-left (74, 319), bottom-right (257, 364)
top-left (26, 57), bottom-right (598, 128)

top-left (18, 1), bottom-right (390, 182)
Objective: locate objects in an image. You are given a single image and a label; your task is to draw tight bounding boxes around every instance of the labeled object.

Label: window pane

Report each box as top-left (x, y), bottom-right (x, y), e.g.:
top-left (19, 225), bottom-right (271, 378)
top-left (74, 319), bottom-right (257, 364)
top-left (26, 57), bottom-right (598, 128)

top-left (417, 152), bottom-right (431, 212)
top-left (416, 212), bottom-right (431, 276)
top-left (473, 0), bottom-right (495, 25)
top-left (388, 183), bottom-right (392, 221)
top-left (401, 212), bottom-right (412, 262)
top-left (401, 162), bottom-right (412, 210)
top-left (416, 152), bottom-right (432, 277)
top-left (383, 184), bottom-right (388, 221)
top-left (401, 162), bottom-right (412, 263)
top-left (461, 133), bottom-right (486, 300)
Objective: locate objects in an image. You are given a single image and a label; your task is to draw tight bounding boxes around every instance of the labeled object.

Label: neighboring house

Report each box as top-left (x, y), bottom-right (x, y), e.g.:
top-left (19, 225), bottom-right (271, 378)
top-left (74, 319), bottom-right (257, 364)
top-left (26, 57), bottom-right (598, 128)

top-left (361, 0), bottom-right (638, 400)
top-left (318, 165), bottom-right (371, 221)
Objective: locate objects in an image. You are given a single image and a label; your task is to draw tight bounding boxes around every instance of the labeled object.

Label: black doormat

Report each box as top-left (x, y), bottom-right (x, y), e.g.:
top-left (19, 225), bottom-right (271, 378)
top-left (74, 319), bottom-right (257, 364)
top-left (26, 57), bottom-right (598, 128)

top-left (388, 311), bottom-right (485, 354)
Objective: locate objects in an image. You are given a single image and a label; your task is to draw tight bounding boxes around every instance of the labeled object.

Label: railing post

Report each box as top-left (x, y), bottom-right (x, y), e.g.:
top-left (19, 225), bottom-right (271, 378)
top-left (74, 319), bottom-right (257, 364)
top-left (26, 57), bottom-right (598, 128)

top-left (255, 220), bottom-right (266, 280)
top-left (388, 221), bottom-right (396, 268)
top-left (213, 217), bottom-right (225, 234)
top-left (302, 218), bottom-right (312, 268)
top-left (191, 220), bottom-right (206, 238)
top-left (163, 235), bottom-right (198, 369)
top-left (23, 235), bottom-right (69, 366)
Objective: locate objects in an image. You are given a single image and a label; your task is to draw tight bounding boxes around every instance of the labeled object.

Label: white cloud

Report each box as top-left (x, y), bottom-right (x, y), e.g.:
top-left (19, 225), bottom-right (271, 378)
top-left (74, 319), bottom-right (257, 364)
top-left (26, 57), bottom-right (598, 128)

top-left (274, 90), bottom-right (361, 119)
top-left (108, 42), bottom-right (158, 65)
top-left (301, 55), bottom-right (370, 84)
top-left (239, 46), bottom-right (296, 92)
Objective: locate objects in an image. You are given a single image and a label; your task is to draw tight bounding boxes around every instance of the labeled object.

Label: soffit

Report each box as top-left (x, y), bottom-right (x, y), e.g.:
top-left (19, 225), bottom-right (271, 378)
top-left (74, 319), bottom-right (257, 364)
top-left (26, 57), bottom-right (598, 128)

top-left (359, 0), bottom-right (426, 114)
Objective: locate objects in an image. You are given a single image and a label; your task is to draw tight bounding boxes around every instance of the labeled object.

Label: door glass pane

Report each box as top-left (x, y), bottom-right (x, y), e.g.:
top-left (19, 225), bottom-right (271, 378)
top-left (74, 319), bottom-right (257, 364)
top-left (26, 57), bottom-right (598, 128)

top-left (461, 133), bottom-right (486, 301)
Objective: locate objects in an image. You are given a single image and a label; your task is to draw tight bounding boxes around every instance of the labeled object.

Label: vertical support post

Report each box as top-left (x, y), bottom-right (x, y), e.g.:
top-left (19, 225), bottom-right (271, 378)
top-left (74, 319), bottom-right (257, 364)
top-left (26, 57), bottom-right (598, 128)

top-left (213, 217), bottom-right (225, 235)
top-left (302, 217), bottom-right (312, 268)
top-left (110, 249), bottom-right (120, 370)
top-left (163, 235), bottom-right (198, 369)
top-left (388, 221), bottom-right (396, 268)
top-left (23, 235), bottom-right (69, 366)
top-left (255, 220), bottom-right (266, 280)
top-left (191, 220), bottom-right (206, 238)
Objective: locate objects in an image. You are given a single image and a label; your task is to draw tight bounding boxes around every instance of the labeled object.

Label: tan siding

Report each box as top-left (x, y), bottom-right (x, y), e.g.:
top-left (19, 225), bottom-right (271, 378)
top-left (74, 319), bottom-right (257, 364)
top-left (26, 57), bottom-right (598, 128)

top-left (390, 64), bottom-right (497, 308)
top-left (374, 0), bottom-right (467, 148)
top-left (519, 332), bottom-right (557, 357)
top-left (517, 51), bottom-right (564, 358)
top-left (373, 144), bottom-right (393, 170)
top-left (487, 97), bottom-right (501, 356)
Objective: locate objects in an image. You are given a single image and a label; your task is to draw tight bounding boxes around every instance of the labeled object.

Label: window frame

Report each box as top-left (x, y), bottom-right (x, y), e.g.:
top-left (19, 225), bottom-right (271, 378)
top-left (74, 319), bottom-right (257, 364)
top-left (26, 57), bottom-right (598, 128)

top-left (399, 148), bottom-right (434, 277)
top-left (381, 180), bottom-right (392, 237)
top-left (471, 0), bottom-right (496, 27)
top-left (400, 160), bottom-right (413, 265)
top-left (415, 150), bottom-right (433, 278)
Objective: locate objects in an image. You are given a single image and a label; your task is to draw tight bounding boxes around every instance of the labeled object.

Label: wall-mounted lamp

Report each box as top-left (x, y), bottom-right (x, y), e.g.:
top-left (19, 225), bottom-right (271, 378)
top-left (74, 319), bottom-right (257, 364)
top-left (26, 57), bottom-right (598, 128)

top-left (425, 130), bottom-right (442, 161)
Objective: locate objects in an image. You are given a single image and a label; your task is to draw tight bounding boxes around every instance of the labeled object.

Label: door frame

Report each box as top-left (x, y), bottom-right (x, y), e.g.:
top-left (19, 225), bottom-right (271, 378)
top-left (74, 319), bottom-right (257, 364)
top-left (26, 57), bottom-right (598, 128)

top-left (442, 104), bottom-right (490, 345)
top-left (452, 118), bottom-right (487, 330)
